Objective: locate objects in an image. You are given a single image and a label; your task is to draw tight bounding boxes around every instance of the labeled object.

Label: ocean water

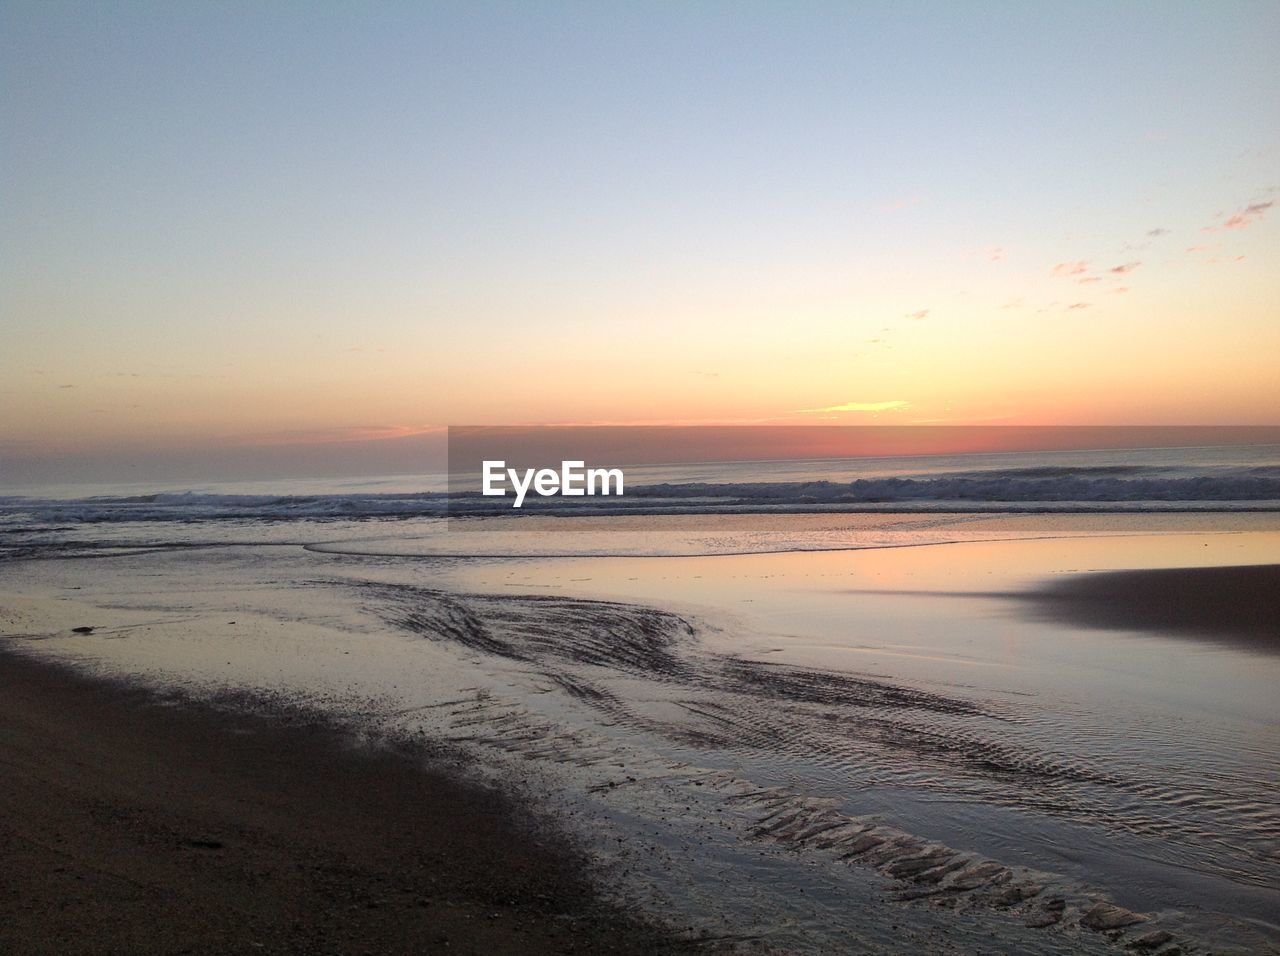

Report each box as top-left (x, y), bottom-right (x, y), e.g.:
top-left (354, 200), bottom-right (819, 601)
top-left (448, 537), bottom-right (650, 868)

top-left (2, 445), bottom-right (1278, 952)
top-left (2, 442), bottom-right (1278, 529)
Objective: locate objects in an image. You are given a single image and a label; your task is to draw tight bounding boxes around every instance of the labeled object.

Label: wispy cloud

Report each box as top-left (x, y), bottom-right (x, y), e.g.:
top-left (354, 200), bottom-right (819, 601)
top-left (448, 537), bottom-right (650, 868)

top-left (1147, 227), bottom-right (1169, 237)
top-left (906, 309), bottom-right (929, 320)
top-left (1109, 261), bottom-right (1141, 274)
top-left (543, 414), bottom-right (793, 427)
top-left (909, 413), bottom-right (1018, 424)
top-left (1067, 302), bottom-right (1091, 310)
top-left (1222, 200), bottom-right (1274, 230)
top-left (242, 424), bottom-right (445, 446)
top-left (797, 400), bottom-right (911, 414)
top-left (1052, 261), bottom-right (1088, 277)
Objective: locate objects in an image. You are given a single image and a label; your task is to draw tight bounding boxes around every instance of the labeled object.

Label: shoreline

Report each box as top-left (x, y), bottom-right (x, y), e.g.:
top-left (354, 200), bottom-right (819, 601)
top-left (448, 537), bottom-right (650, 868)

top-left (0, 647), bottom-right (695, 955)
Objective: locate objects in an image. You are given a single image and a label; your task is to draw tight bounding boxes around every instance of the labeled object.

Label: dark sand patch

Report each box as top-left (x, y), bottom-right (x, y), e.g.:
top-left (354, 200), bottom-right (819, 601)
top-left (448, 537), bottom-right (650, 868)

top-left (1020, 564), bottom-right (1279, 651)
top-left (0, 649), bottom-right (696, 955)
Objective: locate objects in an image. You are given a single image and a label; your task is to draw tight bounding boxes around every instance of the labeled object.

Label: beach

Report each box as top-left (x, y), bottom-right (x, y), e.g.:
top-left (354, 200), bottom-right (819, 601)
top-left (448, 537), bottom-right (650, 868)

top-left (1018, 563), bottom-right (1280, 648)
top-left (2, 508), bottom-right (1278, 953)
top-left (0, 649), bottom-right (693, 955)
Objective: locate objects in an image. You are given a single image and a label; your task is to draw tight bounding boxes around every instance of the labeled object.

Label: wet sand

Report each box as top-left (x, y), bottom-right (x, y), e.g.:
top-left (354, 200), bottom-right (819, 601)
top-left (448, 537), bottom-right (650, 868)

top-left (1021, 564), bottom-right (1280, 650)
top-left (0, 649), bottom-right (693, 956)
top-left (2, 528), bottom-right (1278, 953)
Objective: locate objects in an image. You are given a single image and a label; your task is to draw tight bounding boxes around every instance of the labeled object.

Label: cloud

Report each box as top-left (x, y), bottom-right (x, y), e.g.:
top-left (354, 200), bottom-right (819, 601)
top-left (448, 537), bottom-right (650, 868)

top-left (1052, 261), bottom-right (1088, 277)
top-left (909, 414), bottom-right (1018, 424)
top-left (1078, 276), bottom-right (1101, 284)
top-left (906, 309), bottom-right (929, 320)
top-left (1223, 200), bottom-right (1274, 230)
top-left (798, 400), bottom-right (911, 414)
top-left (987, 247), bottom-right (1005, 262)
top-left (543, 414), bottom-right (795, 428)
top-left (1067, 302), bottom-right (1091, 310)
top-left (241, 425), bottom-right (446, 446)
top-left (1109, 261), bottom-right (1141, 274)
top-left (1147, 228), bottom-right (1169, 237)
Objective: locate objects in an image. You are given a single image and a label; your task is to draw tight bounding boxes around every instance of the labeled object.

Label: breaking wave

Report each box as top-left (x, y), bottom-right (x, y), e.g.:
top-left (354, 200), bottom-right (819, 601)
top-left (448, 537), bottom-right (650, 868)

top-left (3, 463), bottom-right (1280, 525)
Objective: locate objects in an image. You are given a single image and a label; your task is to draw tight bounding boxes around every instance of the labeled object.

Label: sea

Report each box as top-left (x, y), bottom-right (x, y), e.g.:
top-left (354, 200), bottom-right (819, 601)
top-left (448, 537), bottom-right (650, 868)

top-left (3, 441), bottom-right (1279, 528)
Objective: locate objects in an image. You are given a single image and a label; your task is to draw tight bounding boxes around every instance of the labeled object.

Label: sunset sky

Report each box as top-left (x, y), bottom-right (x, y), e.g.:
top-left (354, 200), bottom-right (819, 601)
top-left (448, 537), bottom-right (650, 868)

top-left (2, 2), bottom-right (1278, 484)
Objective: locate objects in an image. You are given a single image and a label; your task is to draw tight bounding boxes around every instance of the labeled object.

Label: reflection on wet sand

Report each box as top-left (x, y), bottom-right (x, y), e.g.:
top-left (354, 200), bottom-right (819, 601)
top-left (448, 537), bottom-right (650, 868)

top-left (3, 520), bottom-right (1278, 952)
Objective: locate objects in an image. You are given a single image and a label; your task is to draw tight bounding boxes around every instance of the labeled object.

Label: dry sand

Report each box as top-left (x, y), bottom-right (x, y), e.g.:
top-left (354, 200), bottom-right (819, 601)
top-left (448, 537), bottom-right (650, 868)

top-left (0, 649), bottom-right (695, 955)
top-left (1020, 563), bottom-right (1280, 651)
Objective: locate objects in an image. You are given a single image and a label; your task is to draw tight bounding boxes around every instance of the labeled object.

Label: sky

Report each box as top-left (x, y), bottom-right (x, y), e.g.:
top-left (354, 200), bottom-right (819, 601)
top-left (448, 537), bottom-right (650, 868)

top-left (2, 1), bottom-right (1278, 484)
